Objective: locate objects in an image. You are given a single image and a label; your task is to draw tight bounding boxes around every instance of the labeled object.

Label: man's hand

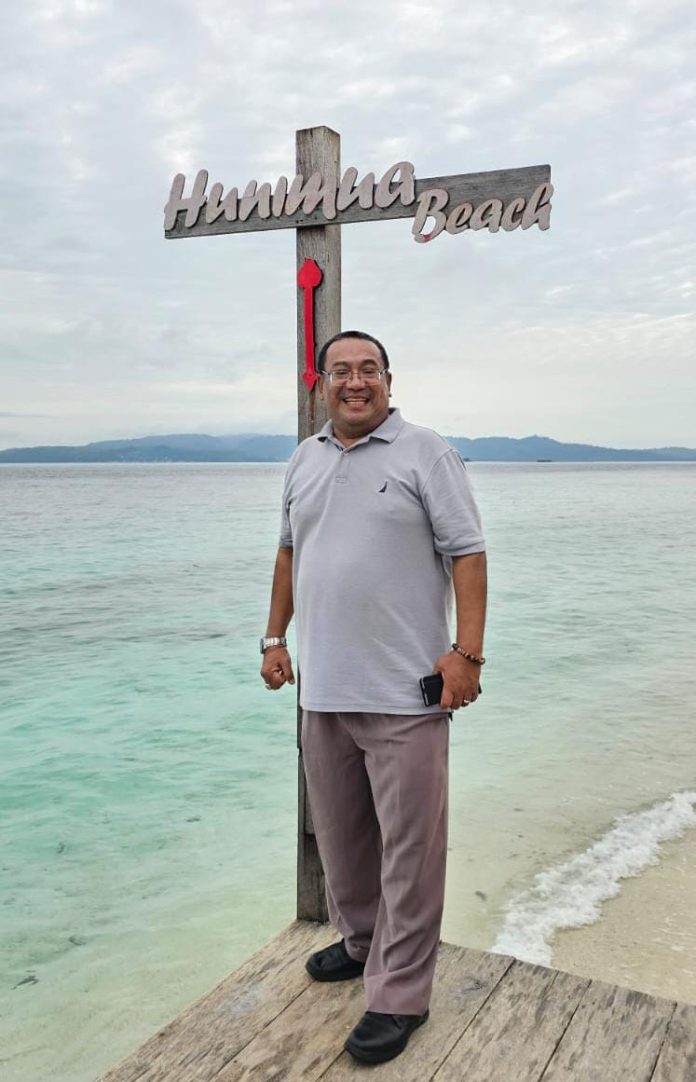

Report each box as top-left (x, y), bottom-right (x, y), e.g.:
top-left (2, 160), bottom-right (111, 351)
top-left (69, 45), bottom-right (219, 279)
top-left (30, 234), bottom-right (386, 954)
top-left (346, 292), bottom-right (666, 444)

top-left (260, 646), bottom-right (295, 691)
top-left (432, 651), bottom-right (480, 711)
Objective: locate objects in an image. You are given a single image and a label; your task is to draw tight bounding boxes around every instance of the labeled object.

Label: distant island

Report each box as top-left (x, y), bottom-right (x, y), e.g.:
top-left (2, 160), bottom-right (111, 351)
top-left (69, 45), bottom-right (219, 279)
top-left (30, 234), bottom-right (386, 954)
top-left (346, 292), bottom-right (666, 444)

top-left (1, 432), bottom-right (695, 463)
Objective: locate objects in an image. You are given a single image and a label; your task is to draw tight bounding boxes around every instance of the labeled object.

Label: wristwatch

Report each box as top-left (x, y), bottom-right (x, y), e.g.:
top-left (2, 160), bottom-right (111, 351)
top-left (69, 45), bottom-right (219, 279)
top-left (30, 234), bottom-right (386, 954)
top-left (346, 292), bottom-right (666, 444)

top-left (260, 636), bottom-right (287, 654)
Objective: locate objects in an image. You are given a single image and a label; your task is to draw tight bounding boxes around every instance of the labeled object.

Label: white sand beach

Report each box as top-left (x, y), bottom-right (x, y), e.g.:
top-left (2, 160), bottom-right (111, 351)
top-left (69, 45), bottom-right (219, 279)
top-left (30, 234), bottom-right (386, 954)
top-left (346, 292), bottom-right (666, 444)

top-left (551, 826), bottom-right (696, 1005)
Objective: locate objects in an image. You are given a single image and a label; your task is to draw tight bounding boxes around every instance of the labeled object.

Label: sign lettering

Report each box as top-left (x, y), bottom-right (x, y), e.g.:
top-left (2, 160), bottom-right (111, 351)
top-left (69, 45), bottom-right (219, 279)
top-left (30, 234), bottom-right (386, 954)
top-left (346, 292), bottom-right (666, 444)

top-left (164, 161), bottom-right (553, 244)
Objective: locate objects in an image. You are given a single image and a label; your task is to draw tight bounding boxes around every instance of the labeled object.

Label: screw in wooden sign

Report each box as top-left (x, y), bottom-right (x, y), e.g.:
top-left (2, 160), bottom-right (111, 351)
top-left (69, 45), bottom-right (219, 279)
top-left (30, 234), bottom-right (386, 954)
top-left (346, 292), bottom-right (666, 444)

top-left (164, 126), bottom-right (552, 923)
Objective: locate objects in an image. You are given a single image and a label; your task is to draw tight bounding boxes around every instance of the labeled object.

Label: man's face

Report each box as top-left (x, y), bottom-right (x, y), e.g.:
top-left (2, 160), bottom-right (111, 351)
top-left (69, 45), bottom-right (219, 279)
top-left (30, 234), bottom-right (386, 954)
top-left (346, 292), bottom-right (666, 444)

top-left (319, 338), bottom-right (392, 440)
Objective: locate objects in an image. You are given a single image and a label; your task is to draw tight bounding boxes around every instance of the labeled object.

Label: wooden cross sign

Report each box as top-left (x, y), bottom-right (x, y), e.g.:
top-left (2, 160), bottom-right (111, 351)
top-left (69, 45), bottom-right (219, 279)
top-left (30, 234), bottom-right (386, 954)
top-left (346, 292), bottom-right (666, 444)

top-left (164, 125), bottom-right (552, 439)
top-left (163, 125), bottom-right (552, 921)
top-left (164, 154), bottom-right (552, 243)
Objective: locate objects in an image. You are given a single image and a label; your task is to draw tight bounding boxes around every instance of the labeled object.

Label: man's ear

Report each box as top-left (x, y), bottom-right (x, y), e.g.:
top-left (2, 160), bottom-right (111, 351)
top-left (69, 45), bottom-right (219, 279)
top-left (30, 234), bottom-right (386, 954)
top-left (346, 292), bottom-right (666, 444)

top-left (317, 374), bottom-right (325, 401)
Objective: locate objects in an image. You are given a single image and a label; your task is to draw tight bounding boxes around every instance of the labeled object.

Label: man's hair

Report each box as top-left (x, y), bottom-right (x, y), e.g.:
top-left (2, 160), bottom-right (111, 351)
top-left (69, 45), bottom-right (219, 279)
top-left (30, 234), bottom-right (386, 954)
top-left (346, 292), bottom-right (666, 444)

top-left (317, 330), bottom-right (390, 374)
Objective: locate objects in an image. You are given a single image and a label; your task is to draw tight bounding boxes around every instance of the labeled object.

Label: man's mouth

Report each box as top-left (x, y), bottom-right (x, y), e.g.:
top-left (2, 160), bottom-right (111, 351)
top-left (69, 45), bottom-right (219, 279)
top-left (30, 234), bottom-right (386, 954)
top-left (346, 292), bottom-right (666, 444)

top-left (342, 396), bottom-right (369, 404)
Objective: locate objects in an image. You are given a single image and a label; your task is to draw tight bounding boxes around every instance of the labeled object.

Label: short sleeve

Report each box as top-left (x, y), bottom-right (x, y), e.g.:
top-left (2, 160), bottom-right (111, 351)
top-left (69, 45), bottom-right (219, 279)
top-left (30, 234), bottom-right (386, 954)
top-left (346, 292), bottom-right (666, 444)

top-left (278, 453), bottom-right (296, 548)
top-left (421, 450), bottom-right (485, 556)
top-left (279, 477), bottom-right (293, 548)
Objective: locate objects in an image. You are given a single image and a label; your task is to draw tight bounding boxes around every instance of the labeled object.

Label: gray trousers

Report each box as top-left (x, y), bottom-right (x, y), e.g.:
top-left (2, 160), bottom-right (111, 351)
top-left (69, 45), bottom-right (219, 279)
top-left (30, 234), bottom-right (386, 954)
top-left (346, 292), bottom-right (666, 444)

top-left (301, 710), bottom-right (450, 1015)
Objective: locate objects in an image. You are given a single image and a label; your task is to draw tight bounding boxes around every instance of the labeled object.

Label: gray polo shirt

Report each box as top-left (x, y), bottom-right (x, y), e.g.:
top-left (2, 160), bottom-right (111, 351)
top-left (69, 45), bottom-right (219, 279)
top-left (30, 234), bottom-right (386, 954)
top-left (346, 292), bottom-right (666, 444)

top-left (279, 408), bottom-right (485, 713)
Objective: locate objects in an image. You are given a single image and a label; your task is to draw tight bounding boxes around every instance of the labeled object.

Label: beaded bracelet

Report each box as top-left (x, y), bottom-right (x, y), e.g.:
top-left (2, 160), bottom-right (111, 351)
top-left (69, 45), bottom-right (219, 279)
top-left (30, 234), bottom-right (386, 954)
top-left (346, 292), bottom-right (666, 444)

top-left (451, 643), bottom-right (486, 665)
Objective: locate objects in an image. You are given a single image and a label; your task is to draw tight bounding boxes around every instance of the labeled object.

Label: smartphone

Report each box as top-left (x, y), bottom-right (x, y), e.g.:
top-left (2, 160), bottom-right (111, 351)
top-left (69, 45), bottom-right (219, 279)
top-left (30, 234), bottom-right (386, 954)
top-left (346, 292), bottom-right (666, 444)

top-left (419, 673), bottom-right (482, 707)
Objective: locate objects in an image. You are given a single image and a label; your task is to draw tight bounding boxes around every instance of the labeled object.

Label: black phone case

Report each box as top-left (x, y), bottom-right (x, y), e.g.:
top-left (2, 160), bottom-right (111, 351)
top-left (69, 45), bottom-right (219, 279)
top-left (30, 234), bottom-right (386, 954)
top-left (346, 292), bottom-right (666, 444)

top-left (420, 673), bottom-right (444, 706)
top-left (419, 673), bottom-right (483, 707)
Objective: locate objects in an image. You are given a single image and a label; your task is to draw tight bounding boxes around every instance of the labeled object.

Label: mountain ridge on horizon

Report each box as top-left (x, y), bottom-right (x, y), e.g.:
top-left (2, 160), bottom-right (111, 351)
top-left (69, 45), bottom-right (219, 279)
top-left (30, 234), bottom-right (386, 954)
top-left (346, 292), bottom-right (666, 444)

top-left (1, 431), bottom-right (695, 463)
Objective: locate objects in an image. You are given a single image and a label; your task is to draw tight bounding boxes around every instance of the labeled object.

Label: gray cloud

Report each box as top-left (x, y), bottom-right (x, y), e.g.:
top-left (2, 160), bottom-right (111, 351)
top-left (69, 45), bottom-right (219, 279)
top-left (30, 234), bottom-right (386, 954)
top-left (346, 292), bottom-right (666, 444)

top-left (1, 0), bottom-right (695, 449)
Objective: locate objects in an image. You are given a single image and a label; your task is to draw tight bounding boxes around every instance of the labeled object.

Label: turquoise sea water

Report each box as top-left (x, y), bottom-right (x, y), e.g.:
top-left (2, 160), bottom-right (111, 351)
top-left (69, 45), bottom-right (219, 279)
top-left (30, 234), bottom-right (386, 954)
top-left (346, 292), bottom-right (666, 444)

top-left (1, 461), bottom-right (695, 1081)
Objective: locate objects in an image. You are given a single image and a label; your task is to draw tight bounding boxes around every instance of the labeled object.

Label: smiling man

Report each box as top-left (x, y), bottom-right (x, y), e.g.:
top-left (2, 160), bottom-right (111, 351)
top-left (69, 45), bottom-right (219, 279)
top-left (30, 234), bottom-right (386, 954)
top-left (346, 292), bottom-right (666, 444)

top-left (260, 330), bottom-right (487, 1065)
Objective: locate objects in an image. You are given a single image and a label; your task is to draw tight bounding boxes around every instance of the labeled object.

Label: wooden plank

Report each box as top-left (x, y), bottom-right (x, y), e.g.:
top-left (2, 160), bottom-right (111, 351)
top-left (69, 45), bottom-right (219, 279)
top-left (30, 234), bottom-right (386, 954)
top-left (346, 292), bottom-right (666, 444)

top-left (539, 979), bottom-right (675, 1082)
top-left (320, 942), bottom-right (514, 1081)
top-left (430, 960), bottom-right (589, 1082)
top-left (295, 125), bottom-right (337, 924)
top-left (165, 164), bottom-right (551, 238)
top-left (98, 921), bottom-right (335, 1082)
top-left (98, 933), bottom-right (696, 1082)
top-left (650, 1001), bottom-right (696, 1082)
top-left (215, 978), bottom-right (365, 1081)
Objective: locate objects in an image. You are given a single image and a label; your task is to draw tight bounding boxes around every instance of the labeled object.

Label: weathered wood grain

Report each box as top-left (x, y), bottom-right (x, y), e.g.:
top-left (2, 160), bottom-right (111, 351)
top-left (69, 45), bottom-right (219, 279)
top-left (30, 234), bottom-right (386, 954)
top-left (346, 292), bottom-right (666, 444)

top-left (216, 977), bottom-right (364, 1081)
top-left (98, 921), bottom-right (335, 1082)
top-left (99, 922), bottom-right (696, 1082)
top-left (539, 979), bottom-right (675, 1081)
top-left (297, 756), bottom-right (326, 921)
top-left (650, 1001), bottom-right (696, 1082)
top-left (295, 125), bottom-right (337, 924)
top-left (296, 126), bottom-right (338, 444)
top-left (321, 942), bottom-right (514, 1080)
top-left (165, 164), bottom-right (551, 238)
top-left (431, 959), bottom-right (589, 1082)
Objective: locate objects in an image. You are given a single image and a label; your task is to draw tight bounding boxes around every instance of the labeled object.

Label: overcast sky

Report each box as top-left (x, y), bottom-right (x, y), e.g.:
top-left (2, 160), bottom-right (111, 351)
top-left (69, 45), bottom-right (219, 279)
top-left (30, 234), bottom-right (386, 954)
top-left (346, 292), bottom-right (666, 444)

top-left (2, 0), bottom-right (695, 450)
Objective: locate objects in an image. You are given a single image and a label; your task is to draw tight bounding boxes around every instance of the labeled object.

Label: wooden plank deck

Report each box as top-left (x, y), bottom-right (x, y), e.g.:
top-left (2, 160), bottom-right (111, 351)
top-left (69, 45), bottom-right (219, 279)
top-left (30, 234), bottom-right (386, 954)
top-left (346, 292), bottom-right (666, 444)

top-left (99, 920), bottom-right (696, 1082)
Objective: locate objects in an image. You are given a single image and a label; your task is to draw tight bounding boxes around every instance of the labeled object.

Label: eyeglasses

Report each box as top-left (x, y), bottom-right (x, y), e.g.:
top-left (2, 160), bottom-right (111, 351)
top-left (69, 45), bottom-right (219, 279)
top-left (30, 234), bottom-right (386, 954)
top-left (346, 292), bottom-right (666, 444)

top-left (323, 366), bottom-right (387, 386)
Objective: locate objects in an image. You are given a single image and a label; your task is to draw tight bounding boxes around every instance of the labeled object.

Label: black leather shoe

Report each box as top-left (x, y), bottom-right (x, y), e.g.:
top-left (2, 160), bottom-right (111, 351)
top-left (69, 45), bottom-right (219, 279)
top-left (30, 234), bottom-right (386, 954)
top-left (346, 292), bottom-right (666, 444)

top-left (305, 939), bottom-right (366, 982)
top-left (344, 1009), bottom-right (429, 1063)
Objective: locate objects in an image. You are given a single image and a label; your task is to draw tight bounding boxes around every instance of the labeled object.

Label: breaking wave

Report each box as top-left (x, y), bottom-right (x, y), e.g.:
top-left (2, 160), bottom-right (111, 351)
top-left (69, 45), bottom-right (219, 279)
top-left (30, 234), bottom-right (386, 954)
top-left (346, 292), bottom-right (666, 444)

top-left (493, 790), bottom-right (696, 966)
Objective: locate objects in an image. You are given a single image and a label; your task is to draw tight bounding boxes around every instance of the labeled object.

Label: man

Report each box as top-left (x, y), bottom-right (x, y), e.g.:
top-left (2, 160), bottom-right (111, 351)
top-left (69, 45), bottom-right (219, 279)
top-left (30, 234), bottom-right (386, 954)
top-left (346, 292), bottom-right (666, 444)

top-left (260, 330), bottom-right (486, 1065)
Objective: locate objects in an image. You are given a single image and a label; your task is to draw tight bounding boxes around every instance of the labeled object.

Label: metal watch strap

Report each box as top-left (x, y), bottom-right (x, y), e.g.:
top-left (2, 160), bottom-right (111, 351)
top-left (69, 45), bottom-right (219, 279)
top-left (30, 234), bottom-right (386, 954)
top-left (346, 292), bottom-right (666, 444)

top-left (260, 636), bottom-right (287, 654)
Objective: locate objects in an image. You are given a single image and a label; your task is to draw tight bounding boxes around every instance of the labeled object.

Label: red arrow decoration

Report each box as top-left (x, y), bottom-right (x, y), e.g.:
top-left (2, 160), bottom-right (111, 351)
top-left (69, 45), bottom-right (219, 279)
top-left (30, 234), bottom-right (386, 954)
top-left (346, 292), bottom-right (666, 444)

top-left (297, 258), bottom-right (323, 390)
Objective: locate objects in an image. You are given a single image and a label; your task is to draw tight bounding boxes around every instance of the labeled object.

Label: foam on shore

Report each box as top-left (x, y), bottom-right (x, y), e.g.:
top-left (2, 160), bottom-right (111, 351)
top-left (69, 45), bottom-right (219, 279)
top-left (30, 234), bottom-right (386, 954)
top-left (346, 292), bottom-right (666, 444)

top-left (492, 790), bottom-right (696, 968)
top-left (551, 825), bottom-right (696, 1004)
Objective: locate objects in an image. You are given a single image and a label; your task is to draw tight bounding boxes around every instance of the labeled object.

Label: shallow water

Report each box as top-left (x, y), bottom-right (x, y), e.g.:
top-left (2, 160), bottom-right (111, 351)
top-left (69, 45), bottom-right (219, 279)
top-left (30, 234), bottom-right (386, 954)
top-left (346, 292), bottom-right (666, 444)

top-left (1, 461), bottom-right (695, 1080)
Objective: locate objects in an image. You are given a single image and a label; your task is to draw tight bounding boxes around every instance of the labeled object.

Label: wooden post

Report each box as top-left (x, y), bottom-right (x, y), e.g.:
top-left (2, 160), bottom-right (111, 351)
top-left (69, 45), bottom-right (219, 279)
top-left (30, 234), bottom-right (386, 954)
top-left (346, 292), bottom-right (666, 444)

top-left (295, 126), bottom-right (341, 922)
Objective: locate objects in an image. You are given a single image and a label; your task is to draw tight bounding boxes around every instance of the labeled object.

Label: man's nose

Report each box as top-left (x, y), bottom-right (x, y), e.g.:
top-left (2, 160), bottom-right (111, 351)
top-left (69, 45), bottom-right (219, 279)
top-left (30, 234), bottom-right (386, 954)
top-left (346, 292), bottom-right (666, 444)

top-left (345, 370), bottom-right (368, 386)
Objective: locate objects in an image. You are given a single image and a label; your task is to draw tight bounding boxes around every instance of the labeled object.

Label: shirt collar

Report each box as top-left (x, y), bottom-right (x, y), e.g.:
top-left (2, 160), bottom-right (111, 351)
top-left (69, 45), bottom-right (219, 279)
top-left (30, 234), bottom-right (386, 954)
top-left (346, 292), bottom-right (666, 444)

top-left (318, 408), bottom-right (405, 446)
